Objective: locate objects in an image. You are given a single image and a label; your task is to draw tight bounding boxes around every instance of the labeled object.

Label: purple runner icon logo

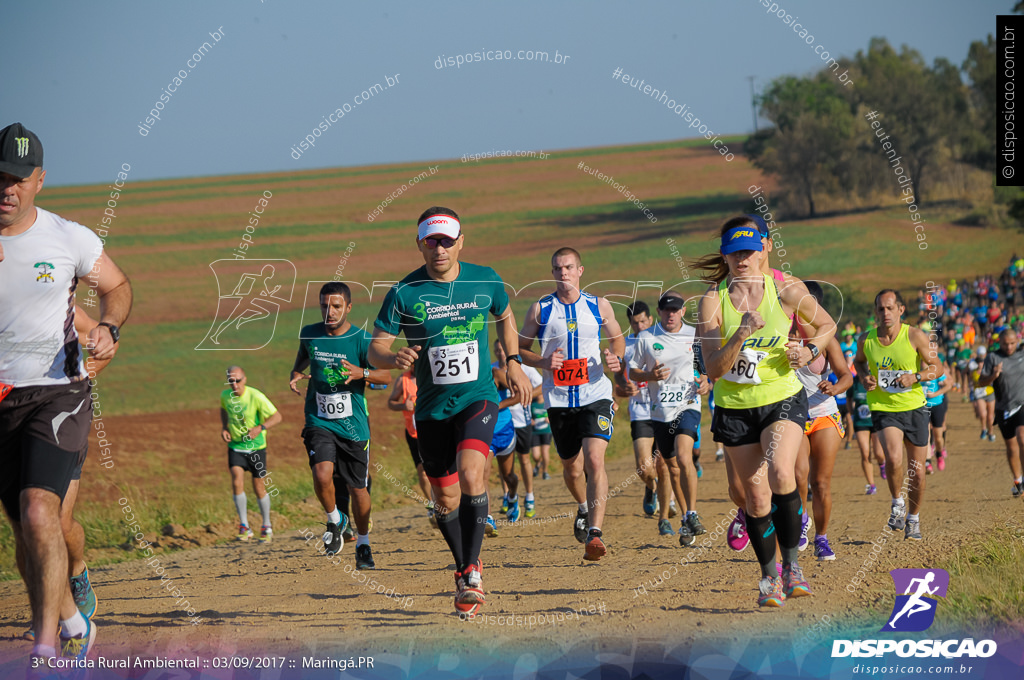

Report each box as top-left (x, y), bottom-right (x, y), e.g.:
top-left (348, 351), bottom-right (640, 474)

top-left (881, 568), bottom-right (949, 632)
top-left (197, 260), bottom-right (296, 350)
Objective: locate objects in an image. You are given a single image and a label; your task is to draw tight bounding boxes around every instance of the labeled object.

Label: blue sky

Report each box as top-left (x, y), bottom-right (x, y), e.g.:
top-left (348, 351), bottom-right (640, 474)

top-left (2, 0), bottom-right (1006, 186)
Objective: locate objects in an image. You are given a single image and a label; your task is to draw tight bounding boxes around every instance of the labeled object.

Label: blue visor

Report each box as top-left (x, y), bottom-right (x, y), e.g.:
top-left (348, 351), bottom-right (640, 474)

top-left (721, 226), bottom-right (765, 254)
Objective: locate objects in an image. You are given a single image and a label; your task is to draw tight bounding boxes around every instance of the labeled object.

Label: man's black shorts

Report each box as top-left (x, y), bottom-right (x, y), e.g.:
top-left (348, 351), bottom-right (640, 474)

top-left (996, 405), bottom-right (1024, 440)
top-left (547, 399), bottom-right (614, 460)
top-left (652, 409), bottom-right (701, 458)
top-left (928, 399), bottom-right (948, 428)
top-left (405, 430), bottom-right (422, 467)
top-left (710, 390), bottom-right (808, 448)
top-left (0, 382), bottom-right (92, 521)
top-left (630, 419), bottom-right (655, 440)
top-left (416, 400), bottom-right (498, 486)
top-left (870, 407), bottom-right (929, 447)
top-left (514, 425), bottom-right (533, 454)
top-left (530, 430), bottom-right (551, 447)
top-left (228, 447), bottom-right (268, 476)
top-left (302, 426), bottom-right (369, 490)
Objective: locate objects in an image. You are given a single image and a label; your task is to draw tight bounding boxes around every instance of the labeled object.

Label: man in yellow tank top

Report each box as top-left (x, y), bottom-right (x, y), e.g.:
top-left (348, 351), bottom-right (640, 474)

top-left (853, 290), bottom-right (940, 541)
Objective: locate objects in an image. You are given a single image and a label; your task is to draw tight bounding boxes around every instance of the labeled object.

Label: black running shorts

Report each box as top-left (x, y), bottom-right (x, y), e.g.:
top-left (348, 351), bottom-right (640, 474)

top-left (416, 400), bottom-right (498, 486)
top-left (228, 447), bottom-right (268, 476)
top-left (405, 430), bottom-right (422, 467)
top-left (547, 399), bottom-right (615, 461)
top-left (630, 419), bottom-right (656, 440)
top-left (996, 406), bottom-right (1024, 440)
top-left (0, 382), bottom-right (92, 521)
top-left (514, 425), bottom-right (533, 454)
top-left (711, 390), bottom-right (809, 448)
top-left (652, 409), bottom-right (701, 458)
top-left (302, 426), bottom-right (369, 490)
top-left (870, 407), bottom-right (929, 447)
top-left (928, 399), bottom-right (948, 428)
top-left (530, 430), bottom-right (551, 447)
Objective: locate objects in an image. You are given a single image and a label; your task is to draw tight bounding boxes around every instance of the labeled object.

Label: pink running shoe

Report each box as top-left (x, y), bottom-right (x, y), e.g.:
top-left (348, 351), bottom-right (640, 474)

top-left (937, 450), bottom-right (946, 471)
top-left (879, 462), bottom-right (887, 480)
top-left (727, 508), bottom-right (749, 551)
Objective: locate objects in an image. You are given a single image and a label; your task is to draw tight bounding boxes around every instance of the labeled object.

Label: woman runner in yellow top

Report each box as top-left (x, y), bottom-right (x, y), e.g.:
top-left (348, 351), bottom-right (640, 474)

top-left (696, 217), bottom-right (836, 608)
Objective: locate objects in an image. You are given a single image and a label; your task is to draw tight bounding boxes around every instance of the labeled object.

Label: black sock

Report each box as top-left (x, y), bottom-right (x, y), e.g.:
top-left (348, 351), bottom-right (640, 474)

top-left (334, 477), bottom-right (351, 518)
top-left (436, 507), bottom-right (464, 569)
top-left (772, 490), bottom-right (802, 567)
top-left (746, 512), bottom-right (778, 579)
top-left (461, 493), bottom-right (489, 570)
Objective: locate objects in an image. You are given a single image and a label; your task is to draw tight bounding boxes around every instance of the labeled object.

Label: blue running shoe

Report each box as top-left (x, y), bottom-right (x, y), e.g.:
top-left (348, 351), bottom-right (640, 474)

top-left (70, 566), bottom-right (97, 620)
top-left (484, 515), bottom-right (499, 537)
top-left (524, 498), bottom-right (536, 518)
top-left (642, 485), bottom-right (657, 516)
top-left (658, 519), bottom-right (673, 536)
top-left (506, 497), bottom-right (520, 523)
top-left (500, 494), bottom-right (510, 514)
top-left (694, 461), bottom-right (703, 479)
top-left (60, 616), bottom-right (96, 661)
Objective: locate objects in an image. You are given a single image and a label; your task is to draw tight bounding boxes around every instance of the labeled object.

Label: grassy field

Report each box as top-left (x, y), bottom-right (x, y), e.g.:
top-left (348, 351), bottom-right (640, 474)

top-left (3, 137), bottom-right (1017, 582)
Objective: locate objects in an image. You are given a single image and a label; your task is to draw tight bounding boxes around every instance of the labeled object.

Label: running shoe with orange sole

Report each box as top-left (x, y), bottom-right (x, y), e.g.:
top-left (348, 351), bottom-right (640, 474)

top-left (758, 576), bottom-right (786, 607)
top-left (584, 529), bottom-right (607, 561)
top-left (782, 563), bottom-right (812, 598)
top-left (455, 561), bottom-right (485, 618)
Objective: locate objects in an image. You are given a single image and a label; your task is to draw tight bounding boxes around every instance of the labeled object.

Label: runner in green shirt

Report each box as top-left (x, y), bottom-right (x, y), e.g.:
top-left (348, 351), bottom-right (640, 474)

top-left (219, 366), bottom-right (282, 543)
top-left (290, 282), bottom-right (390, 568)
top-left (369, 206), bottom-right (532, 619)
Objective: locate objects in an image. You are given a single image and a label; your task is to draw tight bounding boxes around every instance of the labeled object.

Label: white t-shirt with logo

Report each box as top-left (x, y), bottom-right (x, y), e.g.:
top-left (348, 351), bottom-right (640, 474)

top-left (624, 333), bottom-right (652, 421)
top-left (628, 322), bottom-right (702, 422)
top-left (0, 208), bottom-right (102, 386)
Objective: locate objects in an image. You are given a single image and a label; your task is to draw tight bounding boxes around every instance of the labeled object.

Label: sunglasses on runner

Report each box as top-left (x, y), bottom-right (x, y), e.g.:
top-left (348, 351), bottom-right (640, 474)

top-left (422, 236), bottom-right (458, 249)
top-left (227, 378), bottom-right (244, 384)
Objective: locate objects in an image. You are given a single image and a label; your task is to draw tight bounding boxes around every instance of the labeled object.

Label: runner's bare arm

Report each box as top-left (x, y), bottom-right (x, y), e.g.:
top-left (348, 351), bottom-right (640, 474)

top-left (81, 252), bottom-right (133, 361)
top-left (782, 279), bottom-right (837, 368)
top-left (932, 371), bottom-right (953, 397)
top-left (369, 328), bottom-right (420, 371)
top-left (597, 297), bottom-right (625, 373)
top-left (698, 287), bottom-right (752, 380)
top-left (517, 301), bottom-right (546, 368)
top-left (219, 408), bottom-right (231, 442)
top-left (289, 345), bottom-right (311, 395)
top-left (75, 304), bottom-right (113, 376)
top-left (495, 304), bottom-right (533, 408)
top-left (853, 332), bottom-right (875, 390)
top-left (818, 339), bottom-right (853, 396)
top-left (386, 379), bottom-right (407, 410)
top-left (901, 327), bottom-right (941, 388)
top-left (339, 358), bottom-right (390, 385)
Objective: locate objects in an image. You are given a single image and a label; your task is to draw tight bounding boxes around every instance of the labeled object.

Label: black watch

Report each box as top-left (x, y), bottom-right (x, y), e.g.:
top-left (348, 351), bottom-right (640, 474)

top-left (506, 354), bottom-right (524, 366)
top-left (806, 343), bottom-right (820, 360)
top-left (98, 322), bottom-right (120, 343)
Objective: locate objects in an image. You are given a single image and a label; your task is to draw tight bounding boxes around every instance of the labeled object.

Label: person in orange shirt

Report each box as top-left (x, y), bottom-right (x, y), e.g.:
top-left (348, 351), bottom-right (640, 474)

top-left (388, 370), bottom-right (437, 527)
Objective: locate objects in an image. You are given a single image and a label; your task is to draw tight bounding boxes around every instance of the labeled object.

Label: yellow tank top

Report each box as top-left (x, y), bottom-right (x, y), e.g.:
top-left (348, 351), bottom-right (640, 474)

top-left (713, 274), bottom-right (801, 409)
top-left (863, 324), bottom-right (925, 412)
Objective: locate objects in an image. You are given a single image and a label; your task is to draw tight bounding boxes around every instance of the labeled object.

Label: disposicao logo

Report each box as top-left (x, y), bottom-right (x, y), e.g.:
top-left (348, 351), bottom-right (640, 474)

top-left (831, 568), bottom-right (997, 659)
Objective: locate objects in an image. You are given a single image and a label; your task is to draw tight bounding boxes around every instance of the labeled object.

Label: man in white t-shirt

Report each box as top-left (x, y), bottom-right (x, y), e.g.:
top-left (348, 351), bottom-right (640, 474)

top-left (0, 123), bottom-right (133, 664)
top-left (628, 292), bottom-right (710, 546)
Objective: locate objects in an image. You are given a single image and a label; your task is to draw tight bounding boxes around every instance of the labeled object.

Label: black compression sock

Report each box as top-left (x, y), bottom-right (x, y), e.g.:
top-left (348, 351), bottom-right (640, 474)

top-left (436, 507), bottom-right (464, 569)
top-left (460, 493), bottom-right (489, 569)
top-left (772, 490), bottom-right (803, 566)
top-left (746, 512), bottom-right (778, 579)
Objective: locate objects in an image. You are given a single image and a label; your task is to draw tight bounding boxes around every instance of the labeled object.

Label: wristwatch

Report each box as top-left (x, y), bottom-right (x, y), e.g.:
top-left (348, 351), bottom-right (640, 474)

top-left (506, 354), bottom-right (524, 365)
top-left (363, 368), bottom-right (370, 379)
top-left (806, 343), bottom-right (820, 360)
top-left (915, 372), bottom-right (922, 383)
top-left (98, 322), bottom-right (120, 343)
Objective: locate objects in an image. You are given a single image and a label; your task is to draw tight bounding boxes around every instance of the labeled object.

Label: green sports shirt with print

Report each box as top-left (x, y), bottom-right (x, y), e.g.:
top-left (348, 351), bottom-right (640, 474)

top-left (220, 386), bottom-right (278, 451)
top-left (299, 323), bottom-right (373, 441)
top-left (374, 262), bottom-right (508, 421)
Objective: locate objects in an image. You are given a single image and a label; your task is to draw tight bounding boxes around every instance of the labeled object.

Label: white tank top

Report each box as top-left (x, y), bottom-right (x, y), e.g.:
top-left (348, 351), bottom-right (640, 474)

top-left (624, 334), bottom-right (652, 421)
top-left (537, 292), bottom-right (613, 408)
top-left (797, 356), bottom-right (839, 419)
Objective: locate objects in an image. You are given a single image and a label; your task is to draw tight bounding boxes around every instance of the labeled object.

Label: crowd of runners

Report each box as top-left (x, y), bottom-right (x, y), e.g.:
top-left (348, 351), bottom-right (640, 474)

top-left (5, 120), bottom-right (1024, 669)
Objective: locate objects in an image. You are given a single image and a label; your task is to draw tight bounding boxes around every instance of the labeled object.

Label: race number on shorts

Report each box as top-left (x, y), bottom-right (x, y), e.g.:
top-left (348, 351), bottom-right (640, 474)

top-left (428, 340), bottom-right (479, 385)
top-left (878, 369), bottom-right (912, 393)
top-left (724, 348), bottom-right (767, 385)
top-left (316, 391), bottom-right (352, 419)
top-left (552, 358), bottom-right (588, 387)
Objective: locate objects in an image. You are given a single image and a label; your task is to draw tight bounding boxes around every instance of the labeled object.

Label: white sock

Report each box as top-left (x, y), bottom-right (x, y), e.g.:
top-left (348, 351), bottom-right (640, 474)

top-left (356, 533), bottom-right (369, 547)
top-left (525, 493), bottom-right (534, 502)
top-left (686, 510), bottom-right (697, 518)
top-left (508, 495), bottom-right (518, 504)
top-left (578, 502), bottom-right (588, 514)
top-left (32, 644), bottom-right (57, 660)
top-left (588, 525), bottom-right (600, 533)
top-left (891, 497), bottom-right (905, 507)
top-left (59, 611), bottom-right (87, 638)
top-left (233, 493), bottom-right (248, 525)
top-left (258, 494), bottom-right (272, 526)
top-left (327, 507), bottom-right (342, 524)
top-left (907, 513), bottom-right (920, 523)
top-left (1015, 476), bottom-right (1023, 484)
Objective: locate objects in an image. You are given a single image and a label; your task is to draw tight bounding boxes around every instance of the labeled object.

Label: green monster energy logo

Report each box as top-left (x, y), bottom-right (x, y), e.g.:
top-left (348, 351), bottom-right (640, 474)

top-left (442, 314), bottom-right (485, 344)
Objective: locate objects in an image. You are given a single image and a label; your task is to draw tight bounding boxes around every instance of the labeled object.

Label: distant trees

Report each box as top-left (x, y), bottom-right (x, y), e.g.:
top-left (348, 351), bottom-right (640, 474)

top-left (746, 36), bottom-right (992, 218)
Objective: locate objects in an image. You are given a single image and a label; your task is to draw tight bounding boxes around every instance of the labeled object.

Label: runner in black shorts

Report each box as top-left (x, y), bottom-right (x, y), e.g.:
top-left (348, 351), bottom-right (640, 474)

top-left (369, 207), bottom-right (532, 618)
top-left (0, 122), bottom-right (133, 663)
top-left (978, 328), bottom-right (1024, 495)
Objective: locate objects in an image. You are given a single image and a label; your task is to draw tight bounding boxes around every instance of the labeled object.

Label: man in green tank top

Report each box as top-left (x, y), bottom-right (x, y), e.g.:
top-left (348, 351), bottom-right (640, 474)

top-left (290, 282), bottom-right (391, 568)
top-left (854, 289), bottom-right (940, 541)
